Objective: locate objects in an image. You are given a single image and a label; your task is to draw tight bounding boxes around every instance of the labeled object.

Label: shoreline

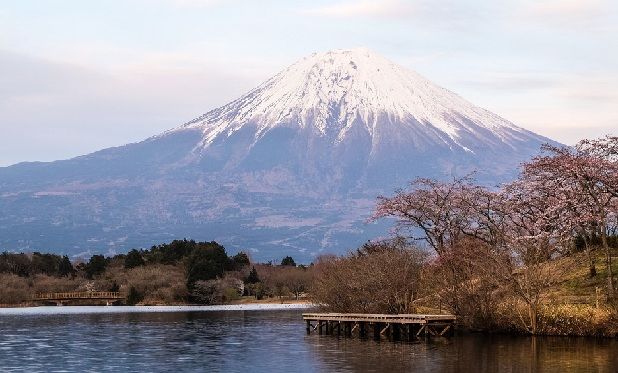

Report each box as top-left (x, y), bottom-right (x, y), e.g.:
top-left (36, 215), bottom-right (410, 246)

top-left (0, 303), bottom-right (316, 316)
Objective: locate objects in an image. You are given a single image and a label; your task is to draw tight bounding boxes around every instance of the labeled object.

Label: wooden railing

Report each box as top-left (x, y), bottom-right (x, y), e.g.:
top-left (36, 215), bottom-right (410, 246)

top-left (33, 291), bottom-right (124, 301)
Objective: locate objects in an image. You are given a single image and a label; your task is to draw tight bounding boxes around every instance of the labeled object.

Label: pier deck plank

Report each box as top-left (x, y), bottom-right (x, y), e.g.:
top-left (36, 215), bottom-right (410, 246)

top-left (303, 313), bottom-right (456, 324)
top-left (303, 313), bottom-right (456, 340)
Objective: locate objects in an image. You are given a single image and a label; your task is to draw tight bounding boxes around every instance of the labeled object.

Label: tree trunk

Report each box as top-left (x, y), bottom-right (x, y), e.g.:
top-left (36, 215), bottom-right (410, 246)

top-left (529, 303), bottom-right (538, 335)
top-left (582, 235), bottom-right (597, 278)
top-left (601, 226), bottom-right (615, 301)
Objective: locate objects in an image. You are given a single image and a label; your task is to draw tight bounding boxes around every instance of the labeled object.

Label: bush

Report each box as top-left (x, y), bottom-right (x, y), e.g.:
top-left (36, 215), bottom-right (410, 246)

top-left (425, 238), bottom-right (510, 329)
top-left (191, 277), bottom-right (243, 304)
top-left (30, 274), bottom-right (84, 294)
top-left (311, 239), bottom-right (426, 314)
top-left (126, 286), bottom-right (143, 305)
top-left (0, 274), bottom-right (30, 304)
top-left (192, 279), bottom-right (223, 304)
top-left (105, 264), bottom-right (188, 304)
top-left (223, 287), bottom-right (240, 302)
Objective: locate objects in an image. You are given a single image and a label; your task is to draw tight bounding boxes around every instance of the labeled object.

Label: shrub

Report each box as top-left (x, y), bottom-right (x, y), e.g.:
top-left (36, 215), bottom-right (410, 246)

top-left (192, 279), bottom-right (223, 304)
top-left (311, 239), bottom-right (426, 314)
top-left (126, 286), bottom-right (143, 305)
top-left (0, 274), bottom-right (30, 304)
top-left (30, 274), bottom-right (84, 293)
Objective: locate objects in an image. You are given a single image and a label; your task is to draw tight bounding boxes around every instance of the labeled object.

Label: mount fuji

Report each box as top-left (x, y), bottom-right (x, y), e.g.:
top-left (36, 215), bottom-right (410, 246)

top-left (0, 48), bottom-right (555, 261)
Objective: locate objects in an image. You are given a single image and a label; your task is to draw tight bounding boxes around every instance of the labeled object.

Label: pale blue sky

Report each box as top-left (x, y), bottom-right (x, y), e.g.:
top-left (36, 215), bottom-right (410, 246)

top-left (1, 0), bottom-right (616, 166)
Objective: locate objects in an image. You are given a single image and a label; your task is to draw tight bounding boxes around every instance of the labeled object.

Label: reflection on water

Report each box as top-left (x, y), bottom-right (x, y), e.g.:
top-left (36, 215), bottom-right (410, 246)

top-left (0, 310), bottom-right (617, 372)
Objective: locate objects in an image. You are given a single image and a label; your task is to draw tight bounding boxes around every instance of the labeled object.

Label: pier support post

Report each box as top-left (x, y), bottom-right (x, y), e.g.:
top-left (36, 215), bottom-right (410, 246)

top-left (393, 324), bottom-right (400, 341)
top-left (373, 323), bottom-right (381, 341)
top-left (302, 313), bottom-right (456, 343)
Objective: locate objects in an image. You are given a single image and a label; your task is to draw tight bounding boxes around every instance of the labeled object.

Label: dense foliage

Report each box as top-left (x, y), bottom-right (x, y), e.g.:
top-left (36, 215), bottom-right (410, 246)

top-left (0, 252), bottom-right (74, 278)
top-left (124, 249), bottom-right (145, 269)
top-left (0, 239), bottom-right (312, 307)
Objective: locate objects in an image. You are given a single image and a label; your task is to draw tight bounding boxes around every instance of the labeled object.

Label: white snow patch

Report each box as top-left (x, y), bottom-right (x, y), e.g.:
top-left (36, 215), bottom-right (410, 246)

top-left (174, 48), bottom-right (528, 152)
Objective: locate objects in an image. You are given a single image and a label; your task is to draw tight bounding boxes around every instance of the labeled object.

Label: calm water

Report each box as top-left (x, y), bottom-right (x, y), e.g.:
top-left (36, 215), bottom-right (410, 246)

top-left (1, 308), bottom-right (617, 372)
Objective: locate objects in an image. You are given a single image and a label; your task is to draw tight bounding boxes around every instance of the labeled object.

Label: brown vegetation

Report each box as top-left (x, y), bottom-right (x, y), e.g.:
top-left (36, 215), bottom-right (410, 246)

top-left (310, 239), bottom-right (426, 314)
top-left (0, 274), bottom-right (30, 304)
top-left (0, 239), bottom-right (316, 306)
top-left (361, 136), bottom-right (618, 336)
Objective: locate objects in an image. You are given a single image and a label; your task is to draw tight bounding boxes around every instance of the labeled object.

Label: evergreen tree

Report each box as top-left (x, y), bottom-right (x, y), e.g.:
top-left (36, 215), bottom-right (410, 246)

top-left (186, 242), bottom-right (228, 290)
top-left (280, 256), bottom-right (296, 267)
top-left (247, 266), bottom-right (260, 284)
top-left (231, 252), bottom-right (250, 270)
top-left (58, 255), bottom-right (74, 277)
top-left (85, 255), bottom-right (107, 279)
top-left (124, 249), bottom-right (145, 269)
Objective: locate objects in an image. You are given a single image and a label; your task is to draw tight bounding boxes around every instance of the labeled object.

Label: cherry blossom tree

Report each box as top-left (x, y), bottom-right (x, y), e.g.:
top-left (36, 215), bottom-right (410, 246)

top-left (373, 176), bottom-right (500, 255)
top-left (371, 136), bottom-right (617, 331)
top-left (522, 138), bottom-right (618, 300)
top-left (500, 178), bottom-right (571, 334)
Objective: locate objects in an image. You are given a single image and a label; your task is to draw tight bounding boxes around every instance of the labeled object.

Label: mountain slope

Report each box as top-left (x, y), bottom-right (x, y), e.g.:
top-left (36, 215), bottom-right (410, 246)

top-left (0, 48), bottom-right (555, 260)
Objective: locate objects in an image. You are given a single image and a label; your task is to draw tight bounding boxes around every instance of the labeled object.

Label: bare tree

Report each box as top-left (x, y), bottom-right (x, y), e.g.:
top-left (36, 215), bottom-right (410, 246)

top-left (311, 239), bottom-right (427, 314)
top-left (279, 266), bottom-right (312, 300)
top-left (426, 237), bottom-right (510, 328)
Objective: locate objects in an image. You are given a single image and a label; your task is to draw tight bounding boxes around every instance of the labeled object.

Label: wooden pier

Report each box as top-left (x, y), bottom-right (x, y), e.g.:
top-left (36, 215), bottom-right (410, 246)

top-left (303, 313), bottom-right (456, 341)
top-left (32, 291), bottom-right (124, 306)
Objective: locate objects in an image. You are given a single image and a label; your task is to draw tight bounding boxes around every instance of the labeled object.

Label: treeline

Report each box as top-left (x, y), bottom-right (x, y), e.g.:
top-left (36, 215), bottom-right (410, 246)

top-left (0, 252), bottom-right (74, 278)
top-left (312, 136), bottom-right (618, 336)
top-left (0, 240), bottom-right (313, 306)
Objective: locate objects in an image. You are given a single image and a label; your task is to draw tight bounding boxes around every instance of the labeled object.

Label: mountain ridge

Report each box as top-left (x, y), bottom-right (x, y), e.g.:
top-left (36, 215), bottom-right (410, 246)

top-left (0, 48), bottom-right (556, 260)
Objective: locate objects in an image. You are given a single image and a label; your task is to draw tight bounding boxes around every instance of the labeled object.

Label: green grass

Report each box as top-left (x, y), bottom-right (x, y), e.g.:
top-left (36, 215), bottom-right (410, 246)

top-left (550, 248), bottom-right (618, 304)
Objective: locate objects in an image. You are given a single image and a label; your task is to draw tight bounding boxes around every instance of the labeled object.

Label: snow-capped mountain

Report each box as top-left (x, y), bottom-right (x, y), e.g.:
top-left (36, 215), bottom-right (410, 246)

top-left (184, 48), bottom-right (530, 153)
top-left (0, 48), bottom-right (555, 260)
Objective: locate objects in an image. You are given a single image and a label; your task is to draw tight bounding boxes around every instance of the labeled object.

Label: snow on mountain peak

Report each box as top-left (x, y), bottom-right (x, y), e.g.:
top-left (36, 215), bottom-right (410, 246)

top-left (180, 48), bottom-right (530, 150)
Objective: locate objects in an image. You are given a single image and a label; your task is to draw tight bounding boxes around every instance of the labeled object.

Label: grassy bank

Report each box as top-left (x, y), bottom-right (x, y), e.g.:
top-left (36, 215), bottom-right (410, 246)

top-left (430, 249), bottom-right (618, 337)
top-left (491, 250), bottom-right (618, 337)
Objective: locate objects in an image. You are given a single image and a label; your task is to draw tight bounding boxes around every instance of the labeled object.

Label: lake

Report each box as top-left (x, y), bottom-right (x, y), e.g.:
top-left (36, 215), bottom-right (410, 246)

top-left (1, 306), bottom-right (617, 372)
